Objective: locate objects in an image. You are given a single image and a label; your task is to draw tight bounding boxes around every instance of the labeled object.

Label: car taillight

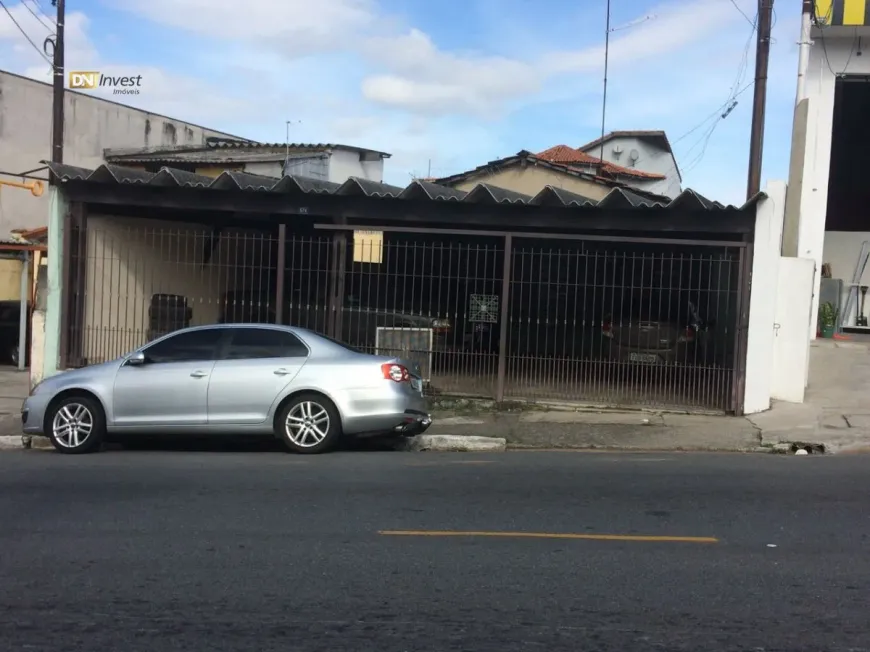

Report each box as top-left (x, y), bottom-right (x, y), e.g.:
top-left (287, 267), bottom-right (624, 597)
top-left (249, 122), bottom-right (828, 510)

top-left (381, 363), bottom-right (410, 382)
top-left (677, 327), bottom-right (695, 343)
top-left (602, 320), bottom-right (613, 338)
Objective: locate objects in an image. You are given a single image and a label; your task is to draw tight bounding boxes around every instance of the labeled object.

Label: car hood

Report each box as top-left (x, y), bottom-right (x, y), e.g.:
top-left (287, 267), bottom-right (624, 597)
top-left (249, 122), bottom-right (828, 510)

top-left (40, 359), bottom-right (121, 387)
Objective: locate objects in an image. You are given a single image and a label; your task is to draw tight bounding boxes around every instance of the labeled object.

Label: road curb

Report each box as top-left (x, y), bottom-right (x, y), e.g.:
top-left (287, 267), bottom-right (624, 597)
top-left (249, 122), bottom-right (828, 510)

top-left (0, 435), bottom-right (27, 450)
top-left (398, 434), bottom-right (507, 452)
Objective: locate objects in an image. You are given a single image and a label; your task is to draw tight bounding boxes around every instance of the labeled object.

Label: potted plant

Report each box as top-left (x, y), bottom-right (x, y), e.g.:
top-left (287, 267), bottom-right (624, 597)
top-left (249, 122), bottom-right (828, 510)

top-left (818, 301), bottom-right (838, 338)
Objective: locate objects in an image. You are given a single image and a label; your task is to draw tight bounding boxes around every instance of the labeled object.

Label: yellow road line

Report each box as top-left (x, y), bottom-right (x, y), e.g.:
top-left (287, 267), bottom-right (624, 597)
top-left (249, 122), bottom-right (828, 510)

top-left (379, 530), bottom-right (718, 543)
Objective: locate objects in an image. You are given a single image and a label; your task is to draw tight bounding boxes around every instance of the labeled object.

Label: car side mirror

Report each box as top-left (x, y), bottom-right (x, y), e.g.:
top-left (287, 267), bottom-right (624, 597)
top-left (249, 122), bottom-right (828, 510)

top-left (126, 351), bottom-right (146, 366)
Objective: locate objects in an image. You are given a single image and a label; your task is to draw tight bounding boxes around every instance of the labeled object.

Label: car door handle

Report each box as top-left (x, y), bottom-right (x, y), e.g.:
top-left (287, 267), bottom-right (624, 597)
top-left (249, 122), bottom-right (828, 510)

top-left (273, 368), bottom-right (291, 376)
top-left (190, 371), bottom-right (208, 378)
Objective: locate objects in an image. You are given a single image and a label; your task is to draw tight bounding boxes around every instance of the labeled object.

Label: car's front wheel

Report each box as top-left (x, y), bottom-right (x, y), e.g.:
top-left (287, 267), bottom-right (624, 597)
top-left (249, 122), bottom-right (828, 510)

top-left (46, 395), bottom-right (106, 454)
top-left (276, 393), bottom-right (341, 454)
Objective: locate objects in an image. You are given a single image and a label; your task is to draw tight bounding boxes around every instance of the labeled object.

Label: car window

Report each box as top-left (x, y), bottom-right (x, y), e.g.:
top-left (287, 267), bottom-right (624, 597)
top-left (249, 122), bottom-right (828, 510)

top-left (223, 327), bottom-right (309, 360)
top-left (143, 328), bottom-right (224, 363)
top-left (316, 333), bottom-right (365, 354)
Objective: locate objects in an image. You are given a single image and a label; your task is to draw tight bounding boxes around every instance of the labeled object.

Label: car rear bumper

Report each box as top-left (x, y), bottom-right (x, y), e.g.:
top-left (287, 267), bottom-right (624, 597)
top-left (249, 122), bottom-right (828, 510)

top-left (340, 387), bottom-right (431, 436)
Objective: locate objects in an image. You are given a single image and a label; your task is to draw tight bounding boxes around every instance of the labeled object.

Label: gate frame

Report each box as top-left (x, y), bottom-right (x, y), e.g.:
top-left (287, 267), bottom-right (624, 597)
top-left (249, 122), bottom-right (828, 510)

top-left (314, 222), bottom-right (750, 414)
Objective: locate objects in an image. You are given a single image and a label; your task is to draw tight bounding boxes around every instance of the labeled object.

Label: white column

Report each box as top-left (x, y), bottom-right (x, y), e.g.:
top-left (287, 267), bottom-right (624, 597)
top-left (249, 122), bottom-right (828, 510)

top-left (797, 41), bottom-right (837, 341)
top-left (743, 180), bottom-right (787, 415)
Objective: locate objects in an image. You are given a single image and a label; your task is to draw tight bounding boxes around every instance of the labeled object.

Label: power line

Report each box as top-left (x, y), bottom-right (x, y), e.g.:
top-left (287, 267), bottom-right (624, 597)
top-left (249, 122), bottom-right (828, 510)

top-left (27, 0), bottom-right (56, 26)
top-left (728, 0), bottom-right (756, 26)
top-left (621, 7), bottom-right (758, 182)
top-left (20, 0), bottom-right (54, 32)
top-left (0, 0), bottom-right (54, 66)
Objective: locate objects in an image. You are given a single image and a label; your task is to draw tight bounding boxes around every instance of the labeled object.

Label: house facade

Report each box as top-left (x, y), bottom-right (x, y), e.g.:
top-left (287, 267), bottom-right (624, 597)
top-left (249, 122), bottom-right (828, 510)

top-left (434, 150), bottom-right (667, 203)
top-left (578, 130), bottom-right (682, 199)
top-left (787, 1), bottom-right (870, 338)
top-left (0, 70), bottom-right (240, 234)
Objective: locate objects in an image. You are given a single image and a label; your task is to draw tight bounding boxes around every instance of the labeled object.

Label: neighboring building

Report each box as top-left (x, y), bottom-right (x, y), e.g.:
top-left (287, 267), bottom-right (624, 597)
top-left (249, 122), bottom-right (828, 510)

top-left (787, 1), bottom-right (870, 337)
top-left (577, 130), bottom-right (682, 199)
top-left (0, 69), bottom-right (240, 234)
top-left (105, 139), bottom-right (391, 183)
top-left (434, 150), bottom-right (668, 202)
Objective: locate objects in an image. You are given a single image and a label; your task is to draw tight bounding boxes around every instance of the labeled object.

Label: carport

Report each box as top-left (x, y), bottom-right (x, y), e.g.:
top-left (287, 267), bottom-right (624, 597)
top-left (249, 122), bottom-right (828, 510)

top-left (40, 162), bottom-right (761, 414)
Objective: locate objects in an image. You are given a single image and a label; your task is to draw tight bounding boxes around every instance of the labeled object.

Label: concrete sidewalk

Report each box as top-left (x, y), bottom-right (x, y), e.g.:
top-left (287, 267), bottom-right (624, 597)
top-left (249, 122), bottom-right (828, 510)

top-left (749, 338), bottom-right (870, 454)
top-left (427, 405), bottom-right (764, 452)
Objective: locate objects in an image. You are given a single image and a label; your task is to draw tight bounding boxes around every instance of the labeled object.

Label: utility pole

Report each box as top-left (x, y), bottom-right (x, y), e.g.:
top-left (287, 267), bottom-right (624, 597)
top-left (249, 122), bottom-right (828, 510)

top-left (795, 0), bottom-right (813, 103)
top-left (746, 0), bottom-right (774, 199)
top-left (50, 0), bottom-right (65, 179)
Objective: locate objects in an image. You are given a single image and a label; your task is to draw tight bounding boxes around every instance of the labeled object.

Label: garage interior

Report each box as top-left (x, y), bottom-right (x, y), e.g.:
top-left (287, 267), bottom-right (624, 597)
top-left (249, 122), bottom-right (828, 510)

top-left (823, 75), bottom-right (870, 332)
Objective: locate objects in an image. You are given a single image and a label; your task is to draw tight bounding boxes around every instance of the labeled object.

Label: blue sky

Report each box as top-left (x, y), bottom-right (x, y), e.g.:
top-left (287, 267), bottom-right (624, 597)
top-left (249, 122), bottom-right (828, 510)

top-left (0, 0), bottom-right (801, 203)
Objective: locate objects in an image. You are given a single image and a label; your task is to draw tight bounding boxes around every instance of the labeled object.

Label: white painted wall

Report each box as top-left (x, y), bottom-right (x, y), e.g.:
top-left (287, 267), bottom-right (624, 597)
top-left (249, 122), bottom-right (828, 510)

top-left (580, 136), bottom-right (681, 199)
top-left (327, 149), bottom-right (384, 183)
top-left (823, 231), bottom-right (870, 327)
top-left (797, 34), bottom-right (870, 340)
top-left (0, 70), bottom-right (237, 233)
top-left (743, 180), bottom-right (787, 415)
top-left (771, 257), bottom-right (815, 403)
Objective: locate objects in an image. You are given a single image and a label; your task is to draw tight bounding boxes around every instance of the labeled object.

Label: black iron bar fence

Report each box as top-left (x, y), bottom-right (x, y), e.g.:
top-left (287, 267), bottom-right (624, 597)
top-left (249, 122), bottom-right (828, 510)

top-left (64, 220), bottom-right (745, 412)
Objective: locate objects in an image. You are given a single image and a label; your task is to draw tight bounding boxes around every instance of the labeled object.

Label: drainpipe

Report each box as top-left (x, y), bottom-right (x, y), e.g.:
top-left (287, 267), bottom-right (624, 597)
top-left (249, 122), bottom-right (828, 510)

top-left (796, 0), bottom-right (813, 103)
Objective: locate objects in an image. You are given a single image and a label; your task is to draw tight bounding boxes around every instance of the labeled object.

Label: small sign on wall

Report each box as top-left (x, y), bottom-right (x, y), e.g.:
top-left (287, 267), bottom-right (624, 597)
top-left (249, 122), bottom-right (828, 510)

top-left (353, 230), bottom-right (383, 264)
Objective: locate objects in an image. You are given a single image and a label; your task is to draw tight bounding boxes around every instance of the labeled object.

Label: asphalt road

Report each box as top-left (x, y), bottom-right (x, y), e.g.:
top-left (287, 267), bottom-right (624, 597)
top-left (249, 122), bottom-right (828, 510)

top-left (1, 447), bottom-right (868, 652)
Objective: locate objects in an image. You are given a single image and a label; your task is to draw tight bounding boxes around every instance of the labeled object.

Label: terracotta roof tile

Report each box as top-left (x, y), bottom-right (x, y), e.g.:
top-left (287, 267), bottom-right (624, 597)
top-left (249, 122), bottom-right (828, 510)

top-left (535, 144), bottom-right (665, 181)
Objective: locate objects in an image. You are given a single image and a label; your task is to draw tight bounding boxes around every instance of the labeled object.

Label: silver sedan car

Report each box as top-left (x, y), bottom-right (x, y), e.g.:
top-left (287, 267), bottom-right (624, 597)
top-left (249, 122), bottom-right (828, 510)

top-left (22, 324), bottom-right (432, 454)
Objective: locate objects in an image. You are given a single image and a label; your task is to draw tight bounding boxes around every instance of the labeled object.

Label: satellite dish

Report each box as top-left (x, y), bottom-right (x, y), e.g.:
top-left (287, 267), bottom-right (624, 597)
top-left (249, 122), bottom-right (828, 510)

top-left (629, 149), bottom-right (639, 162)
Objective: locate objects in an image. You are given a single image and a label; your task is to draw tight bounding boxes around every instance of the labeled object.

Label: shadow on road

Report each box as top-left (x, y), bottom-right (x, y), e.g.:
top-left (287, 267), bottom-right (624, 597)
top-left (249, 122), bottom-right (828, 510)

top-left (104, 433), bottom-right (404, 454)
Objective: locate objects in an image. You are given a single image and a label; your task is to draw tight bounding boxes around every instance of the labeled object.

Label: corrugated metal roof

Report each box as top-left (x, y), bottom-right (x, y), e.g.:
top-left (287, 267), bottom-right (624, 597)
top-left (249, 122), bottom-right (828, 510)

top-left (104, 151), bottom-right (329, 165)
top-left (104, 140), bottom-right (391, 162)
top-left (205, 138), bottom-right (391, 157)
top-left (44, 162), bottom-right (763, 212)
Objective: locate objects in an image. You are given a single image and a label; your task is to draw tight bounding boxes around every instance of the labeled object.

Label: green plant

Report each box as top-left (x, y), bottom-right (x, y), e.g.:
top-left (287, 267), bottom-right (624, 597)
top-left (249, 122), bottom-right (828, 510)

top-left (818, 301), bottom-right (838, 329)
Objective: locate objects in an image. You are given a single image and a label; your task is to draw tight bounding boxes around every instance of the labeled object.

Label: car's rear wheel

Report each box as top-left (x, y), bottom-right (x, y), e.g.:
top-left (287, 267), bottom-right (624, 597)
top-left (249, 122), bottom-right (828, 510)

top-left (276, 393), bottom-right (342, 454)
top-left (46, 394), bottom-right (106, 454)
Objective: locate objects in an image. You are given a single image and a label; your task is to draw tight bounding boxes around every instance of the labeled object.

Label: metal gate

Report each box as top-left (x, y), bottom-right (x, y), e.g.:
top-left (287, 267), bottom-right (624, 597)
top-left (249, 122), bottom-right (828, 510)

top-left (62, 217), bottom-right (749, 413)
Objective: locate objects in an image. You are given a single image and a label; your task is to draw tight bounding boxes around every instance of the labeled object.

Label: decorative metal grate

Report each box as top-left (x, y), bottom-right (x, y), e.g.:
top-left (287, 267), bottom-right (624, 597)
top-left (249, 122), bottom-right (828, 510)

top-left (469, 293), bottom-right (499, 323)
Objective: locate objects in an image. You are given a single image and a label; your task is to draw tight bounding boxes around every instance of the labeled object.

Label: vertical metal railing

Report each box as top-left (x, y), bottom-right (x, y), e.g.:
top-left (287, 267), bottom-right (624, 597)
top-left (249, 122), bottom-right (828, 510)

top-left (504, 239), bottom-right (741, 411)
top-left (339, 232), bottom-right (504, 397)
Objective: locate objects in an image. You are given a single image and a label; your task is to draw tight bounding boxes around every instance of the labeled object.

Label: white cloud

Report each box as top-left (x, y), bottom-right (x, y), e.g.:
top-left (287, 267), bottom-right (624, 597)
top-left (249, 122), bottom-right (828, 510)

top-left (112, 0), bottom-right (378, 57)
top-left (543, 0), bottom-right (743, 75)
top-left (359, 28), bottom-right (541, 116)
top-left (357, 1), bottom-right (749, 115)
